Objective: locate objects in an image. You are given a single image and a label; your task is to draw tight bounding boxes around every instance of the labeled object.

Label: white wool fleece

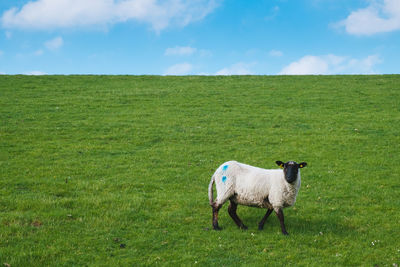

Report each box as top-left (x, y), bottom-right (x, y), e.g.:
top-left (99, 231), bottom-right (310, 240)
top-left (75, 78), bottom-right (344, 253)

top-left (212, 161), bottom-right (301, 212)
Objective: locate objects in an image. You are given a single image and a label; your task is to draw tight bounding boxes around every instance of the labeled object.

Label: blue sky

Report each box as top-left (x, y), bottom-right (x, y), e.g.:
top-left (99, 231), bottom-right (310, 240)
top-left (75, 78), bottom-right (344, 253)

top-left (0, 0), bottom-right (399, 75)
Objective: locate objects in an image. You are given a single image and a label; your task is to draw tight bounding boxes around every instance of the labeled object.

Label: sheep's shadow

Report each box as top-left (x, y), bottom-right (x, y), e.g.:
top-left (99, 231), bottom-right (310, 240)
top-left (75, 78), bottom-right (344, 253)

top-left (224, 209), bottom-right (355, 236)
top-left (283, 216), bottom-right (354, 236)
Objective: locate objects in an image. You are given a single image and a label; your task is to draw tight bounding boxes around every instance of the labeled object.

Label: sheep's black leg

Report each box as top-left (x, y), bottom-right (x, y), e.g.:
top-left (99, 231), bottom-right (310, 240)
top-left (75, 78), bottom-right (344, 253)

top-left (212, 204), bottom-right (222, 230)
top-left (258, 208), bottom-right (273, 230)
top-left (228, 200), bottom-right (248, 230)
top-left (275, 209), bottom-right (289, 235)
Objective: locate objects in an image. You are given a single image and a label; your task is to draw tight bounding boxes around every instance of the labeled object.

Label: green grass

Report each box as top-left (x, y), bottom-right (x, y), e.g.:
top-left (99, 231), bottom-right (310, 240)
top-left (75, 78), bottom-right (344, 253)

top-left (1, 75), bottom-right (399, 266)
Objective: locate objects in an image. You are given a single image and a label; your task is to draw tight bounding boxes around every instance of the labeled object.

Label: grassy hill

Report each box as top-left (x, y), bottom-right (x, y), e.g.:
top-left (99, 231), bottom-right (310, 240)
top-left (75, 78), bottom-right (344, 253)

top-left (1, 75), bottom-right (399, 266)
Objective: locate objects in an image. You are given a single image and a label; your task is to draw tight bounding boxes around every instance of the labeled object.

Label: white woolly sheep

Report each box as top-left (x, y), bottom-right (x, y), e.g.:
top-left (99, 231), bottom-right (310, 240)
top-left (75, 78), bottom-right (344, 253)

top-left (208, 160), bottom-right (307, 235)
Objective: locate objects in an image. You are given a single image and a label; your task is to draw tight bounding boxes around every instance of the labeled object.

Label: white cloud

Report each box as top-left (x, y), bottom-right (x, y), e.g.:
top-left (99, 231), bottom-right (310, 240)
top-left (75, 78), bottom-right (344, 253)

top-left (34, 49), bottom-right (44, 56)
top-left (269, 49), bottom-right (283, 57)
top-left (279, 54), bottom-right (382, 75)
top-left (45, 36), bottom-right (63, 50)
top-left (1, 0), bottom-right (220, 32)
top-left (265, 5), bottom-right (280, 21)
top-left (165, 46), bottom-right (197, 56)
top-left (215, 62), bottom-right (254, 75)
top-left (198, 49), bottom-right (212, 57)
top-left (344, 55), bottom-right (382, 74)
top-left (279, 55), bottom-right (329, 75)
top-left (164, 46), bottom-right (212, 57)
top-left (336, 0), bottom-right (400, 35)
top-left (24, 70), bottom-right (48, 75)
top-left (164, 62), bottom-right (193, 75)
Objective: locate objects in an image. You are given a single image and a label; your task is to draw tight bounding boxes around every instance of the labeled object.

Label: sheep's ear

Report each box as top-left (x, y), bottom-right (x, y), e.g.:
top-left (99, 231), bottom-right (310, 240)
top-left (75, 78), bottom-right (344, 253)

top-left (299, 162), bottom-right (307, 168)
top-left (276, 161), bottom-right (284, 168)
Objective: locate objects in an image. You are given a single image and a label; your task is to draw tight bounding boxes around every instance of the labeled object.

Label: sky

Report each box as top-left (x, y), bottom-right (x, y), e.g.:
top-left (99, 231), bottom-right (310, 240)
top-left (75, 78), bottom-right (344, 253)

top-left (0, 0), bottom-right (400, 75)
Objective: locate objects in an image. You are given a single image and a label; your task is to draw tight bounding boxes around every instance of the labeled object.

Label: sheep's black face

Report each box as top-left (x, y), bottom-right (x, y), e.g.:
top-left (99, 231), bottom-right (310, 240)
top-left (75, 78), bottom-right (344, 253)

top-left (276, 161), bottom-right (307, 184)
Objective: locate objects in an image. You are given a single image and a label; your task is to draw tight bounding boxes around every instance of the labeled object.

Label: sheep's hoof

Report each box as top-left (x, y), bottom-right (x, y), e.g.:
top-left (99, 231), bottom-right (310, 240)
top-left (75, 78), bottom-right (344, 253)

top-left (240, 225), bottom-right (248, 230)
top-left (258, 226), bottom-right (264, 231)
top-left (213, 226), bottom-right (222, 231)
top-left (282, 231), bottom-right (289, 235)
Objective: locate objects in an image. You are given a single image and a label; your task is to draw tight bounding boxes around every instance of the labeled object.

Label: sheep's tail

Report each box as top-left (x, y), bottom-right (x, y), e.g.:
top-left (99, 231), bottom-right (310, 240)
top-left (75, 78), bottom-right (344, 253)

top-left (208, 174), bottom-right (216, 206)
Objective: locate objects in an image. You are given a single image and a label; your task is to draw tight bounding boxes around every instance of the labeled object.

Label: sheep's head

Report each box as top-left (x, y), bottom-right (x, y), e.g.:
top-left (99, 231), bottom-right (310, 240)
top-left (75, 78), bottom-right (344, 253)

top-left (276, 161), bottom-right (307, 184)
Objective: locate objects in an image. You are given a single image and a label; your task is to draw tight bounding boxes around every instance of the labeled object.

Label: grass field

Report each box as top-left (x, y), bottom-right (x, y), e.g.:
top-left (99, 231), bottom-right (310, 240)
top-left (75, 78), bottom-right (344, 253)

top-left (1, 75), bottom-right (399, 266)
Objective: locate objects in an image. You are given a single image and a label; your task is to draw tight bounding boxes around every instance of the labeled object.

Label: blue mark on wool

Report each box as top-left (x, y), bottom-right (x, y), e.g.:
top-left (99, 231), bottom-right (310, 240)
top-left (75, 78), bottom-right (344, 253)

top-left (222, 165), bottom-right (228, 172)
top-left (222, 176), bottom-right (227, 183)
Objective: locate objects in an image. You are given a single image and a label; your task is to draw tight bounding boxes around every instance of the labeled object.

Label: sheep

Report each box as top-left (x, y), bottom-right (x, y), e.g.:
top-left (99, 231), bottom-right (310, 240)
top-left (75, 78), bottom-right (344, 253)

top-left (208, 160), bottom-right (307, 235)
